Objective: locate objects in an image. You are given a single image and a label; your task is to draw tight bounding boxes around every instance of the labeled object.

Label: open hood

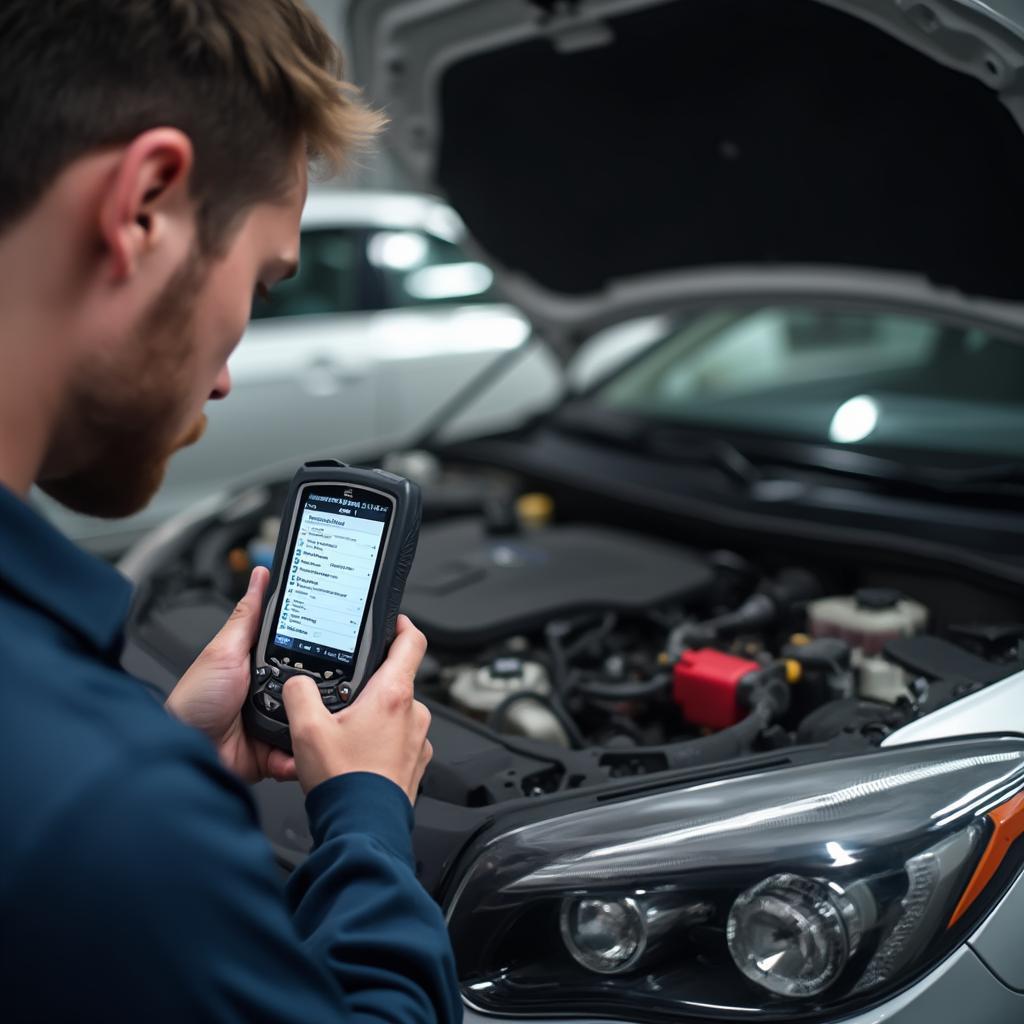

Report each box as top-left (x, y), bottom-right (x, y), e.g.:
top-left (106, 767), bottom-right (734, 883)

top-left (347, 0), bottom-right (1024, 350)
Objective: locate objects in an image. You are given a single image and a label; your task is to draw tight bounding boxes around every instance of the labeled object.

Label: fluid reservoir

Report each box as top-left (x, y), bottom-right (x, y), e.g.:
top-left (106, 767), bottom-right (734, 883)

top-left (449, 657), bottom-right (569, 746)
top-left (808, 588), bottom-right (928, 657)
top-left (859, 654), bottom-right (911, 704)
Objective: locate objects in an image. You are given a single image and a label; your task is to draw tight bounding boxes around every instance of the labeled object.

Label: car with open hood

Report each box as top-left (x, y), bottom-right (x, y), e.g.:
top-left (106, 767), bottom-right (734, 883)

top-left (118, 1), bottom-right (1024, 1021)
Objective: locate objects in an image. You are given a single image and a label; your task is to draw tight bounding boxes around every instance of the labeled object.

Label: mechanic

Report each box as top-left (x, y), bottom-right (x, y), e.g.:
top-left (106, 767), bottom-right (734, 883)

top-left (0, 3), bottom-right (460, 1022)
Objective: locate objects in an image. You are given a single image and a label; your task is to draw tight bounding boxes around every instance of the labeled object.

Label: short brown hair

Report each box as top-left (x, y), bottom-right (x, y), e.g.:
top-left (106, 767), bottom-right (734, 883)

top-left (0, 0), bottom-right (383, 251)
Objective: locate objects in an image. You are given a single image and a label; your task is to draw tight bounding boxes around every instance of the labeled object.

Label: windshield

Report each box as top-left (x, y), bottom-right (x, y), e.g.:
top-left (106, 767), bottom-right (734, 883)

top-left (593, 305), bottom-right (1024, 460)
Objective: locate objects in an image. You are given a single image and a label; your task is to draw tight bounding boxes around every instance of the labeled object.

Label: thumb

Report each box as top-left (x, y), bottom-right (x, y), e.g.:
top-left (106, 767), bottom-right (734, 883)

top-left (210, 567), bottom-right (269, 655)
top-left (265, 747), bottom-right (298, 783)
top-left (281, 675), bottom-right (329, 728)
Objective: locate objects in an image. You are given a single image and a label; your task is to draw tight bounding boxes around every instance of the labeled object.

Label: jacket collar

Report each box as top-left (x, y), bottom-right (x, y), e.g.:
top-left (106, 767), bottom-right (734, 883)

top-left (0, 484), bottom-right (133, 656)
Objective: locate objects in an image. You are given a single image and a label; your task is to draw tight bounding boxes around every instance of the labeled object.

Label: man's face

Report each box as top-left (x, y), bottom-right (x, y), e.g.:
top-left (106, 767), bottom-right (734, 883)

top-left (40, 160), bottom-right (306, 518)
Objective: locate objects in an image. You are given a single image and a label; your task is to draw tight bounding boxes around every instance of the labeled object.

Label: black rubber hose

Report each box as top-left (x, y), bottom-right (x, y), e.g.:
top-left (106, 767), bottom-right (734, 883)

top-left (598, 699), bottom-right (774, 772)
top-left (662, 699), bottom-right (773, 769)
top-left (545, 614), bottom-right (617, 692)
top-left (604, 714), bottom-right (648, 745)
top-left (571, 671), bottom-right (673, 701)
top-left (486, 690), bottom-right (588, 749)
top-left (564, 613), bottom-right (618, 659)
top-left (545, 631), bottom-right (571, 693)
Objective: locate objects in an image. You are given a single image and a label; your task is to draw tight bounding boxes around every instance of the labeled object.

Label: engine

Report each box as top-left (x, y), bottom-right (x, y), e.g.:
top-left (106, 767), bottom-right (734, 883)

top-left (371, 500), bottom-right (1016, 774)
top-left (238, 492), bottom-right (1022, 768)
top-left (135, 462), bottom-right (1024, 802)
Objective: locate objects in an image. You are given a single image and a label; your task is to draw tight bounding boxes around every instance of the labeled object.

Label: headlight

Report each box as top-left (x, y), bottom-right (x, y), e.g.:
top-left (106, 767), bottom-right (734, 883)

top-left (559, 896), bottom-right (648, 974)
top-left (447, 738), bottom-right (1024, 1020)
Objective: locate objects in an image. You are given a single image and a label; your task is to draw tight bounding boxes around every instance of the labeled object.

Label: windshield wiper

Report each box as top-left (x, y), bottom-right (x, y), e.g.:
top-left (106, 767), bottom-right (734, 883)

top-left (643, 427), bottom-right (763, 487)
top-left (555, 406), bottom-right (763, 487)
top-left (916, 462), bottom-right (1024, 487)
top-left (556, 404), bottom-right (1024, 498)
top-left (783, 445), bottom-right (1024, 496)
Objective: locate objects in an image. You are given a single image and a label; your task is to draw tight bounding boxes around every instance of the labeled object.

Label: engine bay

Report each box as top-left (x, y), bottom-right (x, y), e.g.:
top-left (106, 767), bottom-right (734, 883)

top-left (127, 455), bottom-right (1024, 808)
top-left (404, 512), bottom-right (1021, 774)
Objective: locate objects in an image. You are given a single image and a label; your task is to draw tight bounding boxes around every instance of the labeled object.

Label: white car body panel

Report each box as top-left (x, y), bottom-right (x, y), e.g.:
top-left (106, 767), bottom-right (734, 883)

top-left (884, 667), bottom-right (1024, 747)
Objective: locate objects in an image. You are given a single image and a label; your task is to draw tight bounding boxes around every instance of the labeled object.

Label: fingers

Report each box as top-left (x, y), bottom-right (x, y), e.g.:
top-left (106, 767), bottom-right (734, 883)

top-left (232, 567), bottom-right (270, 622)
top-left (281, 618), bottom-right (432, 796)
top-left (281, 675), bottom-right (329, 739)
top-left (414, 699), bottom-right (431, 735)
top-left (204, 567), bottom-right (269, 662)
top-left (408, 738), bottom-right (433, 805)
top-left (392, 615), bottom-right (428, 666)
top-left (365, 617), bottom-right (427, 703)
top-left (265, 747), bottom-right (297, 783)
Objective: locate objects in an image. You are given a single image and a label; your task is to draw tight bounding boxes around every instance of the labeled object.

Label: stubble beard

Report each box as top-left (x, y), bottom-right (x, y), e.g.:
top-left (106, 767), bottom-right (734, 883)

top-left (40, 252), bottom-right (211, 519)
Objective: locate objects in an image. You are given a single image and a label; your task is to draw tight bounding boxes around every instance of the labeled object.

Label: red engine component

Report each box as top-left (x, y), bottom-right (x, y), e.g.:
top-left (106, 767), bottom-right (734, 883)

top-left (673, 648), bottom-right (761, 730)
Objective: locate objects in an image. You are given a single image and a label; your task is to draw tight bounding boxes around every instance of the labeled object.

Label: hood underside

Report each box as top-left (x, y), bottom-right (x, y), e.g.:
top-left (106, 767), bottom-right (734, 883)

top-left (349, 0), bottom-right (1024, 340)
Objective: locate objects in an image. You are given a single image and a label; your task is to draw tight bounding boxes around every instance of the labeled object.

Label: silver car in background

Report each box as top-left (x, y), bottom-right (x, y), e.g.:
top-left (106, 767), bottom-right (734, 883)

top-left (38, 188), bottom-right (559, 553)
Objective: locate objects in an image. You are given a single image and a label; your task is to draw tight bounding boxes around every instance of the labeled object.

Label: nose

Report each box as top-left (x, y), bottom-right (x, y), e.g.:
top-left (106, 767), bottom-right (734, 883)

top-left (209, 365), bottom-right (232, 401)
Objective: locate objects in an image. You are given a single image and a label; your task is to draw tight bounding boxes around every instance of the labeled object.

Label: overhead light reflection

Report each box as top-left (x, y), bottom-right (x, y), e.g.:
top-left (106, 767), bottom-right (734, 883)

top-left (405, 261), bottom-right (493, 300)
top-left (367, 230), bottom-right (429, 271)
top-left (826, 841), bottom-right (858, 867)
top-left (829, 394), bottom-right (879, 444)
top-left (931, 768), bottom-right (1024, 821)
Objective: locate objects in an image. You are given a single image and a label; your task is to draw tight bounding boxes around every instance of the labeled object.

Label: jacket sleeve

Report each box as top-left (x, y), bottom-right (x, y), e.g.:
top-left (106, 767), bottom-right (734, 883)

top-left (8, 752), bottom-right (462, 1024)
top-left (286, 773), bottom-right (462, 1024)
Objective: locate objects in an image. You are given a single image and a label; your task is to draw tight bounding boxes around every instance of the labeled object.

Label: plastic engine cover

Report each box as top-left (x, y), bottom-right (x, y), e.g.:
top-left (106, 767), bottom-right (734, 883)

top-left (402, 518), bottom-right (712, 648)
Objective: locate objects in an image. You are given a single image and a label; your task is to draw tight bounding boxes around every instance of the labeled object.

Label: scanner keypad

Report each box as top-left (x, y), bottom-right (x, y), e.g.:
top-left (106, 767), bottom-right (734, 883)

top-left (253, 660), bottom-right (353, 717)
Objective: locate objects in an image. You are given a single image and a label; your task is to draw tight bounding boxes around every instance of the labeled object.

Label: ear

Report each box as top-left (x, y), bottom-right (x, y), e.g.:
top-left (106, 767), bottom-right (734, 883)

top-left (98, 128), bottom-right (195, 283)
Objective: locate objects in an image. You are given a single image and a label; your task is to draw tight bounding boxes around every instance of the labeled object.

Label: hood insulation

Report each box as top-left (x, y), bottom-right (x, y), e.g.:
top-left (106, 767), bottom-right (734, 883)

top-left (434, 0), bottom-right (1024, 302)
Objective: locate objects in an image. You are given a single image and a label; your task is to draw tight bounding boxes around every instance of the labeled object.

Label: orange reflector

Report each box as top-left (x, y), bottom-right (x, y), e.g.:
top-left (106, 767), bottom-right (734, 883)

top-left (227, 547), bottom-right (250, 574)
top-left (948, 790), bottom-right (1024, 929)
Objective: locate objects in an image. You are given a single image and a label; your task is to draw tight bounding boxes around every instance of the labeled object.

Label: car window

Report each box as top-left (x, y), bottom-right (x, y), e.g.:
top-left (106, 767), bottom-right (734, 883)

top-left (367, 229), bottom-right (498, 308)
top-left (251, 228), bottom-right (367, 320)
top-left (595, 306), bottom-right (1024, 459)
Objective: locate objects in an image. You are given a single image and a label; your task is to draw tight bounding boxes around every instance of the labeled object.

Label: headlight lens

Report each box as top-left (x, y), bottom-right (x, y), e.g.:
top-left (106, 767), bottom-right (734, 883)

top-left (560, 896), bottom-right (647, 974)
top-left (727, 873), bottom-right (869, 997)
top-left (448, 738), bottom-right (1024, 1021)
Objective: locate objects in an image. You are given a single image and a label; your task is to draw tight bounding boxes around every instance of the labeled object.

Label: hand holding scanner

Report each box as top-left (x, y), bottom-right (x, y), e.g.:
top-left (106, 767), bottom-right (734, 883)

top-left (244, 460), bottom-right (422, 753)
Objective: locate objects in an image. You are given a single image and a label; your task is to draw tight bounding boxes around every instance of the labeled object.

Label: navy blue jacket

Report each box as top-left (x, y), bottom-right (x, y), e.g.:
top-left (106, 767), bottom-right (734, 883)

top-left (0, 485), bottom-right (461, 1023)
